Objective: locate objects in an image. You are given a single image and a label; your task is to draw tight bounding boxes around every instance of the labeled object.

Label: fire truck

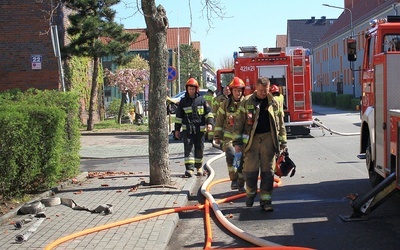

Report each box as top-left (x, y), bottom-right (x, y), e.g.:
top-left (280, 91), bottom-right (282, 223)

top-left (216, 46), bottom-right (313, 135)
top-left (341, 16), bottom-right (400, 221)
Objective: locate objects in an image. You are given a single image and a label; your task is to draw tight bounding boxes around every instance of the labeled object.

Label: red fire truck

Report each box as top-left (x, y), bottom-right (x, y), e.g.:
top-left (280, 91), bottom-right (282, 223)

top-left (216, 46), bottom-right (313, 135)
top-left (341, 16), bottom-right (400, 220)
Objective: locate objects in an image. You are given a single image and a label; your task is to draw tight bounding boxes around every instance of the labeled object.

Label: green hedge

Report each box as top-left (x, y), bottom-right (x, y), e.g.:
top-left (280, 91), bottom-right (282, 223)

top-left (312, 92), bottom-right (360, 110)
top-left (0, 89), bottom-right (80, 198)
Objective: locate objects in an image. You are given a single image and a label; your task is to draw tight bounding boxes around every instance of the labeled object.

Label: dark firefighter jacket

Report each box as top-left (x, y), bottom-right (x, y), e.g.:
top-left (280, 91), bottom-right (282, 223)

top-left (174, 92), bottom-right (214, 133)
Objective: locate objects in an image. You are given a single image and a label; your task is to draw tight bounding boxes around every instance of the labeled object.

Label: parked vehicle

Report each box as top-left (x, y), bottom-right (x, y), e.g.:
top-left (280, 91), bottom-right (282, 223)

top-left (216, 46), bottom-right (313, 135)
top-left (341, 16), bottom-right (400, 221)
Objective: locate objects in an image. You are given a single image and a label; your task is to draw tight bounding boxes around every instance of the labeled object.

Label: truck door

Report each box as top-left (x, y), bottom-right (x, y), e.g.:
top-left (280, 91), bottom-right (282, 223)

top-left (258, 65), bottom-right (287, 109)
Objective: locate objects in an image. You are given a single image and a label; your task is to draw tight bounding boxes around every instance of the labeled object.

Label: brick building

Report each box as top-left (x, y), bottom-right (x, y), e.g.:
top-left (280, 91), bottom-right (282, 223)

top-left (0, 1), bottom-right (67, 92)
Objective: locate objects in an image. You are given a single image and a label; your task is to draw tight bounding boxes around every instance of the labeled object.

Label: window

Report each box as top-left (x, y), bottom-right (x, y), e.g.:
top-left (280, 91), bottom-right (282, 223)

top-left (383, 34), bottom-right (400, 52)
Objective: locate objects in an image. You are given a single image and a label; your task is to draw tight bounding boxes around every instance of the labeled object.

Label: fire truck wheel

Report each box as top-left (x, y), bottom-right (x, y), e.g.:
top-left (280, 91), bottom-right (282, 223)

top-left (366, 144), bottom-right (383, 187)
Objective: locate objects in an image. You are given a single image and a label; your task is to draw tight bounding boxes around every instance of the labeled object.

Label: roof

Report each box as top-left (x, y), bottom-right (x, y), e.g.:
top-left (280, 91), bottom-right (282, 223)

top-left (125, 27), bottom-right (192, 51)
top-left (287, 17), bottom-right (336, 48)
top-left (318, 0), bottom-right (399, 44)
top-left (192, 41), bottom-right (201, 53)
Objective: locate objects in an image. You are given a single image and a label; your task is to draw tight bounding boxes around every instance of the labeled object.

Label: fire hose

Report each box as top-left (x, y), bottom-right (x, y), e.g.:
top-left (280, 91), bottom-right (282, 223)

top-left (45, 152), bottom-right (312, 250)
top-left (312, 118), bottom-right (360, 136)
top-left (202, 152), bottom-right (282, 247)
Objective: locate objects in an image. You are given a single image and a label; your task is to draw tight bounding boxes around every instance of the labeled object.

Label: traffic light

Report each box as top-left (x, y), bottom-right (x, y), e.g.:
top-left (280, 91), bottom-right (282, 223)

top-left (347, 38), bottom-right (357, 61)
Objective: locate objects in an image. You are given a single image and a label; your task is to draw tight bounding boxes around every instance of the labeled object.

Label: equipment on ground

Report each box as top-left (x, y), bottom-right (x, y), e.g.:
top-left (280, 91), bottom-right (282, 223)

top-left (341, 16), bottom-right (400, 220)
top-left (216, 46), bottom-right (313, 135)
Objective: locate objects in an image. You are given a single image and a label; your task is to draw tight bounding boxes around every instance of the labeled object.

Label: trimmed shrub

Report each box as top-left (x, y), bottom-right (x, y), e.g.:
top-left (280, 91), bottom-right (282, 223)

top-left (0, 89), bottom-right (80, 198)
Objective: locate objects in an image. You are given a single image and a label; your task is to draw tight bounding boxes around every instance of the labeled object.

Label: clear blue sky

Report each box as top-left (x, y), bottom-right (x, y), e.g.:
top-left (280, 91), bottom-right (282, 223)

top-left (114, 0), bottom-right (344, 67)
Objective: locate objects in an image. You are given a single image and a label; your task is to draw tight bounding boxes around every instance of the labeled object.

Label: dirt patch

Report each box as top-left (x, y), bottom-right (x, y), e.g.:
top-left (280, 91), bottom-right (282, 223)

top-left (0, 195), bottom-right (31, 217)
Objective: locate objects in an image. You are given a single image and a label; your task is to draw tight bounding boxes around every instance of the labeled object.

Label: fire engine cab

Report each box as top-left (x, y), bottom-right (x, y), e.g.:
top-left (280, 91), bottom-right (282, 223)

top-left (216, 46), bottom-right (313, 135)
top-left (341, 16), bottom-right (400, 221)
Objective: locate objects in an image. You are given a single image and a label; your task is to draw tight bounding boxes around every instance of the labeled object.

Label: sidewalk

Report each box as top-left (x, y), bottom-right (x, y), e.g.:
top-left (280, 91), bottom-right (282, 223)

top-left (0, 133), bottom-right (214, 250)
top-left (0, 105), bottom-right (345, 249)
top-left (312, 104), bottom-right (359, 115)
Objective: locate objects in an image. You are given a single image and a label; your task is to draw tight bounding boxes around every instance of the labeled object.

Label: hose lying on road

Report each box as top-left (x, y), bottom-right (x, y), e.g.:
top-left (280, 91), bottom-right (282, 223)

top-left (202, 151), bottom-right (282, 247)
top-left (45, 152), bottom-right (311, 250)
top-left (313, 118), bottom-right (360, 136)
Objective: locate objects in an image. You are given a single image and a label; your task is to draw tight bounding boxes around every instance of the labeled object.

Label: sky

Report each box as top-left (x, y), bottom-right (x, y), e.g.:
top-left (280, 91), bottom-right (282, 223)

top-left (113, 0), bottom-right (345, 67)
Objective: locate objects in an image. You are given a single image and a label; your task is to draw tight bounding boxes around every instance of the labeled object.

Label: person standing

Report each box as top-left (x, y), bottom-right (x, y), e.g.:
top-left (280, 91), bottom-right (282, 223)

top-left (134, 100), bottom-right (144, 125)
top-left (174, 78), bottom-right (214, 177)
top-left (270, 84), bottom-right (285, 115)
top-left (212, 85), bottom-right (231, 119)
top-left (204, 85), bottom-right (217, 141)
top-left (233, 77), bottom-right (287, 211)
top-left (214, 77), bottom-right (246, 192)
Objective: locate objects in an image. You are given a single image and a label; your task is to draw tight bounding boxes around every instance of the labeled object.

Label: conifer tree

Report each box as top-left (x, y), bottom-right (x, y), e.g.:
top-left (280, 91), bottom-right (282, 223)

top-left (63, 0), bottom-right (138, 130)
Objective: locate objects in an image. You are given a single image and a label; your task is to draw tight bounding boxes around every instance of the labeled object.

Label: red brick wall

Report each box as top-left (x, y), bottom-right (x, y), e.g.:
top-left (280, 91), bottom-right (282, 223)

top-left (0, 1), bottom-right (63, 92)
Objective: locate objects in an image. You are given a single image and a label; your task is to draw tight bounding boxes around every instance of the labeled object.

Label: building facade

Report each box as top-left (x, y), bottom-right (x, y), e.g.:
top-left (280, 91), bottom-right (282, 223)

top-left (313, 0), bottom-right (400, 98)
top-left (0, 1), bottom-right (67, 92)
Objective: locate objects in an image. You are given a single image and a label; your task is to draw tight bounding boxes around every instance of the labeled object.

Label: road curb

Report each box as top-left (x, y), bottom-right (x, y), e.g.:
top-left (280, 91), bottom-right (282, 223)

top-left (159, 175), bottom-right (200, 249)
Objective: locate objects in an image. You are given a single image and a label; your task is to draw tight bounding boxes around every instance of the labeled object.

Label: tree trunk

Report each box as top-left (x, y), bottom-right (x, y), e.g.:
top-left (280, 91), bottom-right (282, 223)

top-left (87, 56), bottom-right (99, 131)
top-left (142, 0), bottom-right (171, 185)
top-left (117, 92), bottom-right (125, 124)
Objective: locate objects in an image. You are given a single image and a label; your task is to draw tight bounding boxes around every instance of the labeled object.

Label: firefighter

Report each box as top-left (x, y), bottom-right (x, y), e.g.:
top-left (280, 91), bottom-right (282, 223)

top-left (204, 85), bottom-right (217, 141)
top-left (174, 78), bottom-right (214, 177)
top-left (233, 77), bottom-right (287, 211)
top-left (270, 84), bottom-right (285, 116)
top-left (212, 85), bottom-right (231, 118)
top-left (214, 77), bottom-right (245, 192)
top-left (204, 85), bottom-right (217, 106)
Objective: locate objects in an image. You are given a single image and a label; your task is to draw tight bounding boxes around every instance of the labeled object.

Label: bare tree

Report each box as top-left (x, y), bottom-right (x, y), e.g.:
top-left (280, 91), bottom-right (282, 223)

top-left (140, 0), bottom-right (226, 185)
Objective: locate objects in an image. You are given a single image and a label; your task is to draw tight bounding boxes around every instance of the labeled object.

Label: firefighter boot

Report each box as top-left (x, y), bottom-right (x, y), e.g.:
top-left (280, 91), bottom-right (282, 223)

top-left (185, 166), bottom-right (195, 177)
top-left (231, 181), bottom-right (238, 190)
top-left (260, 199), bottom-right (273, 212)
top-left (260, 193), bottom-right (273, 212)
top-left (196, 167), bottom-right (203, 176)
top-left (228, 166), bottom-right (238, 190)
top-left (237, 174), bottom-right (245, 194)
top-left (246, 195), bottom-right (255, 207)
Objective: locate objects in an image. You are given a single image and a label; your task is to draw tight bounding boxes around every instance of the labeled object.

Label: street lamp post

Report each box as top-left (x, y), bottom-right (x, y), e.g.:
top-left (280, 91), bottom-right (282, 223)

top-left (293, 39), bottom-right (313, 92)
top-left (323, 3), bottom-right (356, 98)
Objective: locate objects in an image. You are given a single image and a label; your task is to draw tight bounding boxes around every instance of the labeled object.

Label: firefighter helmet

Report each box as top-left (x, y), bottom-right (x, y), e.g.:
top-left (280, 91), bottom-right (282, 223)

top-left (186, 78), bottom-right (199, 89)
top-left (228, 77), bottom-right (245, 89)
top-left (207, 85), bottom-right (217, 93)
top-left (270, 84), bottom-right (280, 94)
top-left (275, 150), bottom-right (296, 177)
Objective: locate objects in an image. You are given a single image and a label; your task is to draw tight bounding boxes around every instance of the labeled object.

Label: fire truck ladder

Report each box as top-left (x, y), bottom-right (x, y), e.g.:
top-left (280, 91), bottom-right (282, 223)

top-left (290, 48), bottom-right (306, 111)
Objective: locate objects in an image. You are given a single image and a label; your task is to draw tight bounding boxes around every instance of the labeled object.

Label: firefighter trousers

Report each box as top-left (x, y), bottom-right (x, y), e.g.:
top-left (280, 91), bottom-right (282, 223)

top-left (223, 140), bottom-right (243, 184)
top-left (182, 130), bottom-right (205, 171)
top-left (242, 132), bottom-right (276, 202)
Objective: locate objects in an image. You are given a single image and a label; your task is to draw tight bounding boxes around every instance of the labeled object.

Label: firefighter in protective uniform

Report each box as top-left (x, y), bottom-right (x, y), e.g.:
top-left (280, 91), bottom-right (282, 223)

top-left (212, 85), bottom-right (230, 118)
top-left (270, 84), bottom-right (284, 116)
top-left (204, 85), bottom-right (217, 141)
top-left (174, 78), bottom-right (214, 177)
top-left (214, 77), bottom-right (246, 192)
top-left (233, 77), bottom-right (287, 212)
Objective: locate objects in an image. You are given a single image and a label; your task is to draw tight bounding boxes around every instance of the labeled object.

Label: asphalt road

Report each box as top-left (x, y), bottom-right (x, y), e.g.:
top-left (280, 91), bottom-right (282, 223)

top-left (166, 110), bottom-right (400, 250)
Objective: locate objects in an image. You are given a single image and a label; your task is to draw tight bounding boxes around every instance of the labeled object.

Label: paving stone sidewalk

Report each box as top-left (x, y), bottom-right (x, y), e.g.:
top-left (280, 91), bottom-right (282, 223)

top-left (0, 133), bottom-right (210, 250)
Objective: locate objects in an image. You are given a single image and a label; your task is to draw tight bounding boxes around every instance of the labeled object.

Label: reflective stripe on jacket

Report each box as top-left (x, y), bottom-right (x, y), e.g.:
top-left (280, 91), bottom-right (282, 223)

top-left (174, 92), bottom-right (214, 132)
top-left (214, 95), bottom-right (243, 141)
top-left (233, 92), bottom-right (286, 154)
